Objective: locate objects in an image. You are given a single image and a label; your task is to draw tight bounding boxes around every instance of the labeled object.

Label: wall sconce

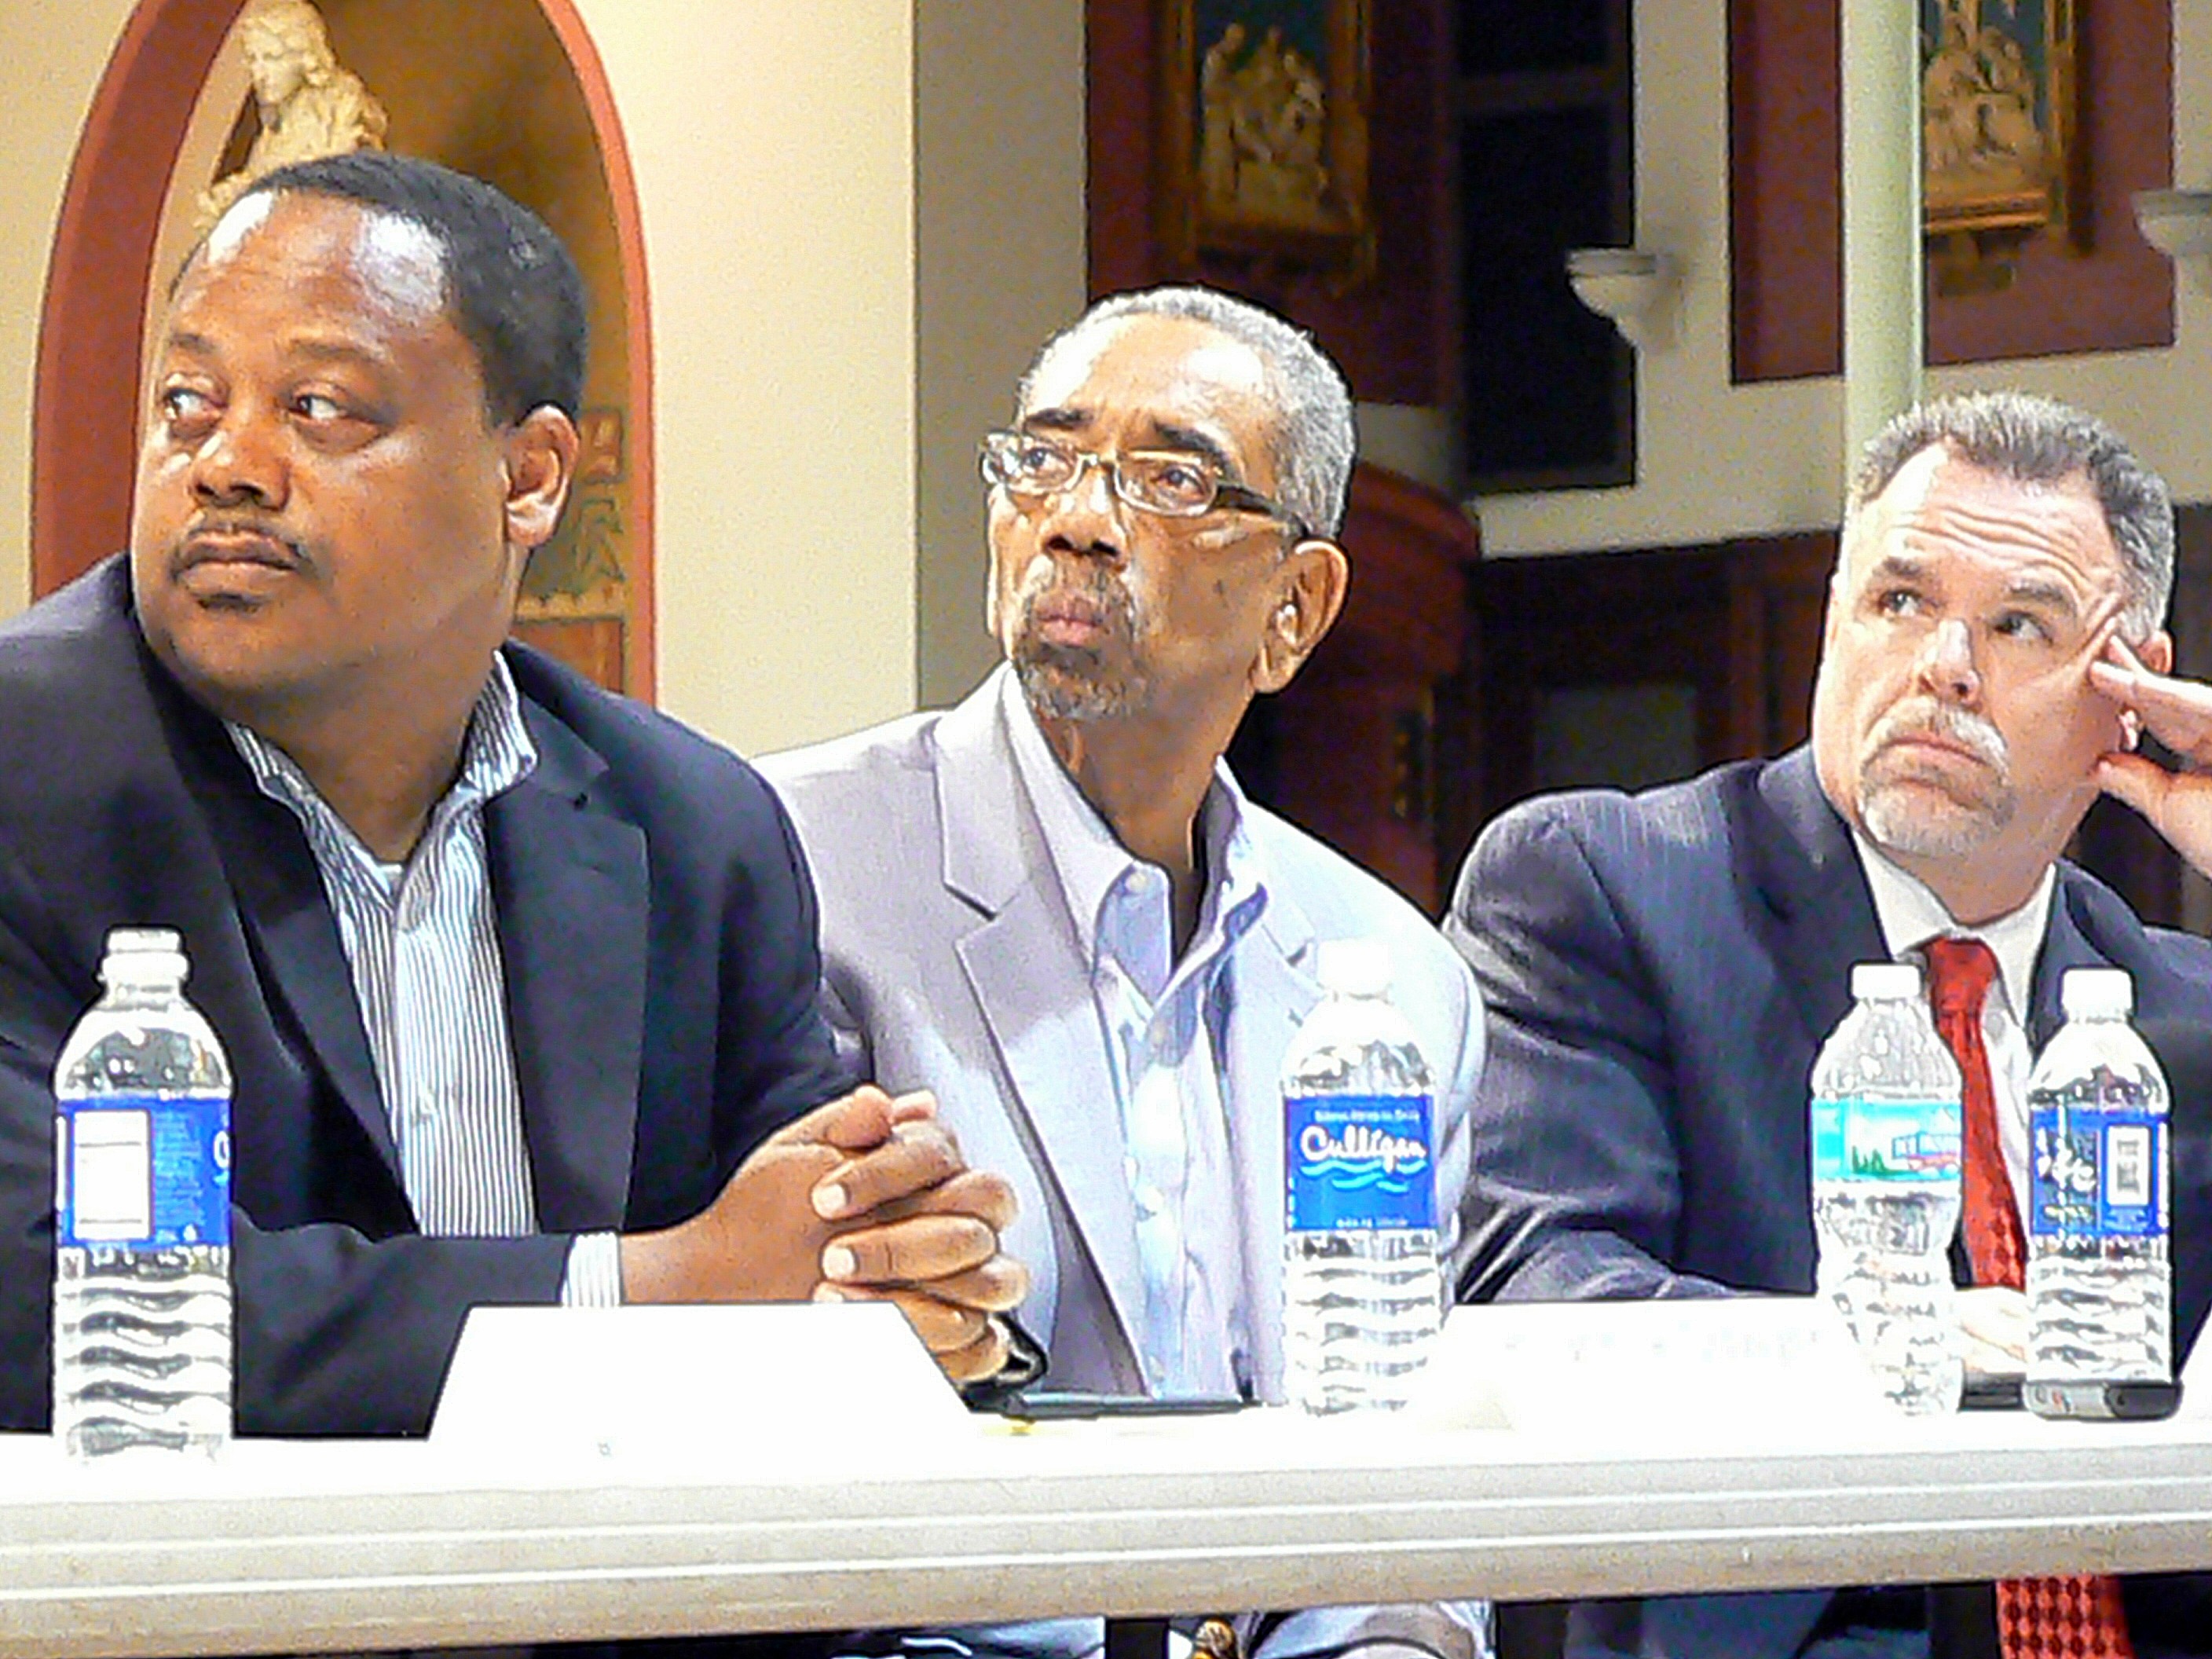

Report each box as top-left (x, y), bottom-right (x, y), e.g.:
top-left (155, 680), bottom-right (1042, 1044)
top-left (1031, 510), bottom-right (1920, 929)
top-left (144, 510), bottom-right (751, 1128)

top-left (1566, 247), bottom-right (1677, 352)
top-left (2133, 189), bottom-right (2212, 295)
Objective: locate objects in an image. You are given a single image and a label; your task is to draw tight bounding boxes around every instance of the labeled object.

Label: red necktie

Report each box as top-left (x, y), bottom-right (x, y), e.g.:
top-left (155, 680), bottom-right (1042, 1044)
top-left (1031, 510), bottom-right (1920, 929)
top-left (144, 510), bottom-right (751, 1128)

top-left (1924, 937), bottom-right (2135, 1659)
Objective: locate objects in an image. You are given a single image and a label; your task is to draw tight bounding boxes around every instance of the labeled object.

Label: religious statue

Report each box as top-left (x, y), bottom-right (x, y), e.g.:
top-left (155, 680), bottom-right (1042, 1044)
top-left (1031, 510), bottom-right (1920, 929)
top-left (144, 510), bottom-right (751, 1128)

top-left (198, 0), bottom-right (388, 227)
top-left (1196, 23), bottom-right (1331, 230)
top-left (1921, 0), bottom-right (2047, 209)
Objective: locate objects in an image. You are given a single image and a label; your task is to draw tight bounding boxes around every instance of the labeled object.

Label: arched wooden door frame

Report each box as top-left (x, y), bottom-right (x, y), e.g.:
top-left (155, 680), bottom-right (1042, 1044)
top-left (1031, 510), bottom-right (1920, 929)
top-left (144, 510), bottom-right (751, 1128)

top-left (30, 0), bottom-right (656, 699)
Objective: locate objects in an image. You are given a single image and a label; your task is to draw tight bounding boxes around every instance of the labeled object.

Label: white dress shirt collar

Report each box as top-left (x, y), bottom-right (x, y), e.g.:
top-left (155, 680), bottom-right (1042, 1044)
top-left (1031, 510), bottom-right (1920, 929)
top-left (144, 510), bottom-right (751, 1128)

top-left (1852, 830), bottom-right (2055, 1016)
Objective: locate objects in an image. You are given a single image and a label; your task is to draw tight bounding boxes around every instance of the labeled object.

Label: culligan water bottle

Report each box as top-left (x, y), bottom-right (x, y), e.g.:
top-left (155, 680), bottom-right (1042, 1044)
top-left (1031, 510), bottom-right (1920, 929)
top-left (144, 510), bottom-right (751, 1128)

top-left (51, 928), bottom-right (233, 1459)
top-left (2023, 967), bottom-right (2174, 1419)
top-left (1809, 961), bottom-right (1965, 1415)
top-left (1281, 939), bottom-right (1441, 1414)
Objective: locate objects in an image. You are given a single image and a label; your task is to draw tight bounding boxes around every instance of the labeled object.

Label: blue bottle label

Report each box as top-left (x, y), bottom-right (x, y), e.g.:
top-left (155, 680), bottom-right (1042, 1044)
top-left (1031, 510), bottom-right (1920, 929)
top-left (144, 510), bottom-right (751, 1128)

top-left (1809, 1096), bottom-right (1962, 1183)
top-left (54, 1093), bottom-right (231, 1250)
top-left (1284, 1093), bottom-right (1435, 1232)
top-left (2029, 1104), bottom-right (2166, 1241)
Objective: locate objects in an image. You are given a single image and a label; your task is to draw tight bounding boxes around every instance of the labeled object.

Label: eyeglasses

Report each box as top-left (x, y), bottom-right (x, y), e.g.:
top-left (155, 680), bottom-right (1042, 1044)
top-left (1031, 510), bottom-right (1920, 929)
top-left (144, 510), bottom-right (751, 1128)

top-left (978, 429), bottom-right (1309, 540)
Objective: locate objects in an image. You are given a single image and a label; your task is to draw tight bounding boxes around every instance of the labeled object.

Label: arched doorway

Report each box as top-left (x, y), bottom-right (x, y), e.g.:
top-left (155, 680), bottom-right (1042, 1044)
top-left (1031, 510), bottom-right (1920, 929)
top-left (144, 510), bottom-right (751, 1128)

top-left (30, 0), bottom-right (654, 698)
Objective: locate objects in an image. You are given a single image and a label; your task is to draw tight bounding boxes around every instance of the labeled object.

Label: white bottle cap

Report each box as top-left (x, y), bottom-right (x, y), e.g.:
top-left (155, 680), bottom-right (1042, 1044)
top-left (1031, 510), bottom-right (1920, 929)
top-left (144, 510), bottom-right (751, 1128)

top-left (2060, 965), bottom-right (2133, 1020)
top-left (100, 926), bottom-right (189, 987)
top-left (1850, 961), bottom-right (1921, 1002)
top-left (1317, 938), bottom-right (1392, 998)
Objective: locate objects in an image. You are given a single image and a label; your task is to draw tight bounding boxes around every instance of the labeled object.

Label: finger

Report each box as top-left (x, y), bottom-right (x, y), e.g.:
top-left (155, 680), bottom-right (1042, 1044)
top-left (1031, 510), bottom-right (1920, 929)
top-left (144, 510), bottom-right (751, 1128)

top-left (812, 1118), bottom-right (966, 1219)
top-left (2089, 655), bottom-right (2212, 756)
top-left (931, 1316), bottom-right (1013, 1384)
top-left (2096, 750), bottom-right (2177, 823)
top-left (850, 1170), bottom-right (1020, 1232)
top-left (2071, 599), bottom-right (2126, 671)
top-left (887, 1090), bottom-right (938, 1126)
top-left (903, 1252), bottom-right (1031, 1313)
top-left (769, 1085), bottom-right (900, 1155)
top-left (821, 1213), bottom-right (998, 1284)
top-left (814, 1283), bottom-right (991, 1353)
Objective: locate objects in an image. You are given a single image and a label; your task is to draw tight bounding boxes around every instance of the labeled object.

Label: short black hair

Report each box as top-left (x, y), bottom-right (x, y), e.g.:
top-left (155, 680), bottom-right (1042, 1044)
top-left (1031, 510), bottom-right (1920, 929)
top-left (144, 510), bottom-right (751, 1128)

top-left (231, 152), bottom-right (588, 424)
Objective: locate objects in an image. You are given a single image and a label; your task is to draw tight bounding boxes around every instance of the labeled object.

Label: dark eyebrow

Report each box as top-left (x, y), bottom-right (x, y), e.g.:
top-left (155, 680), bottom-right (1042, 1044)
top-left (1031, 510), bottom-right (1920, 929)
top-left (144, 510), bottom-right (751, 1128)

top-left (2000, 577), bottom-right (2080, 617)
top-left (160, 330), bottom-right (219, 361)
top-left (1866, 554), bottom-right (1931, 587)
top-left (158, 330), bottom-right (386, 374)
top-left (1019, 408), bottom-right (1245, 482)
top-left (1147, 420), bottom-right (1240, 482)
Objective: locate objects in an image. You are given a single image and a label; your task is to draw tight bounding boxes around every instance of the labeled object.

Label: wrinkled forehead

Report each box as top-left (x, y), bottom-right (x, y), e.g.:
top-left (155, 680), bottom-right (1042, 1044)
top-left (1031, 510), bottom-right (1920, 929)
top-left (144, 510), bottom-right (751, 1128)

top-left (186, 191), bottom-right (448, 327)
top-left (1842, 443), bottom-right (2120, 586)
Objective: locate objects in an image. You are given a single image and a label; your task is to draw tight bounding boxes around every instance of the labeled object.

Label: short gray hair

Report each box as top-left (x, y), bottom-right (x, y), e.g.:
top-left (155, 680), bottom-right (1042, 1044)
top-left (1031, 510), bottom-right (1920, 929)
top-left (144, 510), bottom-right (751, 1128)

top-left (1845, 390), bottom-right (2174, 640)
top-left (1015, 285), bottom-right (1357, 537)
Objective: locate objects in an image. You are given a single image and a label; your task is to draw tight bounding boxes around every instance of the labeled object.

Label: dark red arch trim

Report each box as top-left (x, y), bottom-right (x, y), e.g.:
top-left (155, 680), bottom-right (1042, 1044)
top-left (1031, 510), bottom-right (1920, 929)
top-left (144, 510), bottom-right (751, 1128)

top-left (31, 0), bottom-right (240, 598)
top-left (30, 0), bottom-right (657, 699)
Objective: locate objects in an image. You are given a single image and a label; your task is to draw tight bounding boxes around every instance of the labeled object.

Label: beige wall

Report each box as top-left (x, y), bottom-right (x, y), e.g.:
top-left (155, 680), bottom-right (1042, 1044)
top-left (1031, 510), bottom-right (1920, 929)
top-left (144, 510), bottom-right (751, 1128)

top-left (0, 0), bottom-right (939, 757)
top-left (577, 0), bottom-right (916, 752)
top-left (0, 0), bottom-right (139, 617)
top-left (1478, 0), bottom-right (2212, 558)
top-left (914, 0), bottom-right (1086, 709)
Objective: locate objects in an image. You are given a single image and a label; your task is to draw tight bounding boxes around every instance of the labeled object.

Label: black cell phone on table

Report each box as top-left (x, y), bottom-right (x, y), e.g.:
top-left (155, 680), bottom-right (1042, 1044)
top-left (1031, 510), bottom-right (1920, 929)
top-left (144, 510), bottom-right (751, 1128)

top-left (993, 1390), bottom-right (1246, 1420)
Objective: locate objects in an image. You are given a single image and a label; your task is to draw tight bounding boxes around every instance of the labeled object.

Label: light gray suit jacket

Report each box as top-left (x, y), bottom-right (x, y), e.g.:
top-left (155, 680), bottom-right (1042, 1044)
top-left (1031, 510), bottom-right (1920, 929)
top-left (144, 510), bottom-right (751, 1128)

top-left (760, 668), bottom-right (1487, 1404)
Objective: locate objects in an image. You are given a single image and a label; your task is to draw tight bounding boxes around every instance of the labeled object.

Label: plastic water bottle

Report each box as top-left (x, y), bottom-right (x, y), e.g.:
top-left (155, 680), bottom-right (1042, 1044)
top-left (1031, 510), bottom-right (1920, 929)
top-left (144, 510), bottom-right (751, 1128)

top-left (51, 928), bottom-right (233, 1459)
top-left (1281, 939), bottom-right (1441, 1414)
top-left (2023, 968), bottom-right (2172, 1418)
top-left (1809, 961), bottom-right (1965, 1415)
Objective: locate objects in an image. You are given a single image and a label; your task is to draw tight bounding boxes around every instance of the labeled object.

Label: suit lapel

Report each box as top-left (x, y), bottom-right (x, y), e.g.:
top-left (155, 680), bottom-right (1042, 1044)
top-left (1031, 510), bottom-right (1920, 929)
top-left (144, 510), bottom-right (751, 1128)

top-left (1223, 875), bottom-right (1323, 1401)
top-left (937, 679), bottom-right (1147, 1368)
top-left (488, 705), bottom-right (648, 1232)
top-left (2026, 875), bottom-right (2104, 1048)
top-left (1752, 749), bottom-right (1889, 1046)
top-left (159, 677), bottom-right (397, 1182)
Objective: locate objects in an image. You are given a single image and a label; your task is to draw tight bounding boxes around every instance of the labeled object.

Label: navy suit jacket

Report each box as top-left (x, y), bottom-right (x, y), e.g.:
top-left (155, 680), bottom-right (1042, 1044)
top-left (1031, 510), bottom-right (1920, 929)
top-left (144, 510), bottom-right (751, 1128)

top-left (1447, 748), bottom-right (2212, 1656)
top-left (0, 559), bottom-right (846, 1438)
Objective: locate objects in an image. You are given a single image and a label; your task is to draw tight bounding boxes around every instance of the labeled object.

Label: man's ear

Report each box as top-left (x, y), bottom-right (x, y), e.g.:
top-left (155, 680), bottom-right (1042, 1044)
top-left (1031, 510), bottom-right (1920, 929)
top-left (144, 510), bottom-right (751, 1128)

top-left (1254, 537), bottom-right (1349, 695)
top-left (501, 405), bottom-right (580, 555)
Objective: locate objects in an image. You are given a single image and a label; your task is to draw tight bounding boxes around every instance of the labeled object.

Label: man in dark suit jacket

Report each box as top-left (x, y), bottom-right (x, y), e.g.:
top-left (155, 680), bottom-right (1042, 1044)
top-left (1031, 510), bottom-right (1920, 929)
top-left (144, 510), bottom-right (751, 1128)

top-left (1448, 392), bottom-right (2212, 1657)
top-left (0, 152), bottom-right (1023, 1443)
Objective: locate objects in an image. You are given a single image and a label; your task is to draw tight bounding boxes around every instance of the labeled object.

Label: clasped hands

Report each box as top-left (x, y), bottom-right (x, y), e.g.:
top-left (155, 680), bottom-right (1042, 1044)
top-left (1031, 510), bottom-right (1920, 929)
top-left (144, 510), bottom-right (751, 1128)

top-left (617, 1086), bottom-right (1028, 1384)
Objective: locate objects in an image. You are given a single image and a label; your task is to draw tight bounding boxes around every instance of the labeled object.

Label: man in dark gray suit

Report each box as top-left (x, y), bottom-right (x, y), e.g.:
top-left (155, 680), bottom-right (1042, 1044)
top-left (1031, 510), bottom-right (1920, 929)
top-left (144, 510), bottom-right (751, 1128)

top-left (1448, 391), bottom-right (2212, 1657)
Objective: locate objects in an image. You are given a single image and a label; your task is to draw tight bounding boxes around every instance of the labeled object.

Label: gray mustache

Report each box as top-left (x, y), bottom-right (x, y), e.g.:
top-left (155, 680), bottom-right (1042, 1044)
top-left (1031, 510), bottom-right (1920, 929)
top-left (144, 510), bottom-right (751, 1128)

top-left (1870, 703), bottom-right (2009, 769)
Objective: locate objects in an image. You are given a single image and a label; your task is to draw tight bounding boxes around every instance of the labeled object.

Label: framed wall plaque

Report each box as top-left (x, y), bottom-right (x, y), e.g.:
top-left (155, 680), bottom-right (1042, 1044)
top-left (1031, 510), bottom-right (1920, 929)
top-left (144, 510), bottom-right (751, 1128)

top-left (1155, 0), bottom-right (1373, 280)
top-left (1921, 0), bottom-right (2078, 241)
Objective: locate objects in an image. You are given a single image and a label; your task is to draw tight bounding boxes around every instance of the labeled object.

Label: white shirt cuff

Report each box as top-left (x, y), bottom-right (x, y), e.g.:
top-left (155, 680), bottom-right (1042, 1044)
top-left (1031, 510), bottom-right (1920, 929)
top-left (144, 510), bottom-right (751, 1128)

top-left (558, 1230), bottom-right (623, 1307)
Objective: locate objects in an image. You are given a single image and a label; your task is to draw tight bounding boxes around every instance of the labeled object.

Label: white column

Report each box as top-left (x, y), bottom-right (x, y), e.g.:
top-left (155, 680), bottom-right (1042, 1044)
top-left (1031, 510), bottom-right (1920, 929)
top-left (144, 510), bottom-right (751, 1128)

top-left (1840, 0), bottom-right (1925, 473)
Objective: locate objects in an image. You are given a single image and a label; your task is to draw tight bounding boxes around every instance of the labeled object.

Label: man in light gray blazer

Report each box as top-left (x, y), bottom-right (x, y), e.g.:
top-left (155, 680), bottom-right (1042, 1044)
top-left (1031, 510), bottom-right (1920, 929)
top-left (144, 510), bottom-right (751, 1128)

top-left (761, 287), bottom-right (1488, 1659)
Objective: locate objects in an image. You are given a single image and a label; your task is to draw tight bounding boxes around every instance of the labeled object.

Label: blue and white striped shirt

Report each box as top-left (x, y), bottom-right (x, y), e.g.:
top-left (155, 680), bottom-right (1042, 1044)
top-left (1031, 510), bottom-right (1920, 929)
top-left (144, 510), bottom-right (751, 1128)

top-left (228, 655), bottom-right (621, 1305)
